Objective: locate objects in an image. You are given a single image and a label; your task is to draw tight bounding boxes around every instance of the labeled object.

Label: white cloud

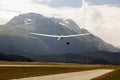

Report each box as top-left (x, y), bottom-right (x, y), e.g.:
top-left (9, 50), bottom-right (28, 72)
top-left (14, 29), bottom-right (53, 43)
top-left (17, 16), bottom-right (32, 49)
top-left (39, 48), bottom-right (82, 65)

top-left (77, 2), bottom-right (120, 47)
top-left (32, 0), bottom-right (51, 4)
top-left (0, 0), bottom-right (120, 47)
top-left (89, 5), bottom-right (120, 47)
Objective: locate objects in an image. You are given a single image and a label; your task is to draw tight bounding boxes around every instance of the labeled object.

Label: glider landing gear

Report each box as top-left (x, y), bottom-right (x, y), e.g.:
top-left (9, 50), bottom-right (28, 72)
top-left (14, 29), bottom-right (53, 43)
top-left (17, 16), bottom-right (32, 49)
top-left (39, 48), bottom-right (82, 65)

top-left (66, 42), bottom-right (70, 45)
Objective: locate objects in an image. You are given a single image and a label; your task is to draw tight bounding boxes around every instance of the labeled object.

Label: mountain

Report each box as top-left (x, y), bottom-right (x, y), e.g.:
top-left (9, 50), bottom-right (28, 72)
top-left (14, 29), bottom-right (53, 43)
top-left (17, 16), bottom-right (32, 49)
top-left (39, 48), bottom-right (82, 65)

top-left (36, 51), bottom-right (120, 65)
top-left (0, 52), bottom-right (33, 62)
top-left (0, 13), bottom-right (120, 64)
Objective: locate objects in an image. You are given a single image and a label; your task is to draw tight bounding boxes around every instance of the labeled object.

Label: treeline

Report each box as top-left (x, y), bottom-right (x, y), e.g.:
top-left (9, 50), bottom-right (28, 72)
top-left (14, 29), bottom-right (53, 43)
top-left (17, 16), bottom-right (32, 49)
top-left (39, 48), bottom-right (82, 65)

top-left (0, 52), bottom-right (33, 62)
top-left (33, 51), bottom-right (120, 65)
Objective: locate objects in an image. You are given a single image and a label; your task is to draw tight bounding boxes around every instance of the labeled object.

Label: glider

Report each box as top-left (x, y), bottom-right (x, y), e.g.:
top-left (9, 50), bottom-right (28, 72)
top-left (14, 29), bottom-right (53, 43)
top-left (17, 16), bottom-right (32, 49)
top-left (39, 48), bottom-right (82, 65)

top-left (30, 33), bottom-right (91, 40)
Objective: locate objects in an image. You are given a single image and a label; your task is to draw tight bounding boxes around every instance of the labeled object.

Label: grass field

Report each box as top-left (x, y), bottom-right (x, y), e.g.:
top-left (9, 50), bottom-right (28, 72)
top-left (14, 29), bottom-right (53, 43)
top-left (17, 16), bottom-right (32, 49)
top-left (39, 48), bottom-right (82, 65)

top-left (0, 61), bottom-right (120, 80)
top-left (0, 61), bottom-right (52, 65)
top-left (92, 66), bottom-right (120, 80)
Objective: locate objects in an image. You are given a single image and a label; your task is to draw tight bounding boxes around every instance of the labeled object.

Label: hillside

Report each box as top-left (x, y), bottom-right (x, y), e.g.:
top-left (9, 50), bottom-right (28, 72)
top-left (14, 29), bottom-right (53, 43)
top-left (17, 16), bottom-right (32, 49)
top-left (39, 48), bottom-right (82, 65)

top-left (34, 51), bottom-right (120, 65)
top-left (0, 52), bottom-right (33, 62)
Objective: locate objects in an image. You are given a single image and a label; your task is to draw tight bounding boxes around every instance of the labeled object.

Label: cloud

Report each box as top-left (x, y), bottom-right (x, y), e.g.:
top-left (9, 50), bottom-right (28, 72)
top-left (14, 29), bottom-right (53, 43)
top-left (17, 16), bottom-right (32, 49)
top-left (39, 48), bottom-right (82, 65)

top-left (32, 0), bottom-right (51, 4)
top-left (78, 2), bottom-right (120, 47)
top-left (90, 5), bottom-right (120, 47)
top-left (78, 1), bottom-right (102, 28)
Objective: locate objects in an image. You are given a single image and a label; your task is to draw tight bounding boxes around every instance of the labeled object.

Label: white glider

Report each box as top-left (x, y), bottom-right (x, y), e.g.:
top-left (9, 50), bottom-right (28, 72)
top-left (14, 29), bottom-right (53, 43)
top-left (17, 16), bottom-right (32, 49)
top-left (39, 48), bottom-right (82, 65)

top-left (30, 33), bottom-right (91, 40)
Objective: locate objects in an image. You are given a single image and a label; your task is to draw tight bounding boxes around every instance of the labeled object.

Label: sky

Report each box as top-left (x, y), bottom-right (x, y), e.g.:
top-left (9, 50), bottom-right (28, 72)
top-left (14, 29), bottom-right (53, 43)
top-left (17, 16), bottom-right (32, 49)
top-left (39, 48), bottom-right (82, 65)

top-left (0, 0), bottom-right (120, 47)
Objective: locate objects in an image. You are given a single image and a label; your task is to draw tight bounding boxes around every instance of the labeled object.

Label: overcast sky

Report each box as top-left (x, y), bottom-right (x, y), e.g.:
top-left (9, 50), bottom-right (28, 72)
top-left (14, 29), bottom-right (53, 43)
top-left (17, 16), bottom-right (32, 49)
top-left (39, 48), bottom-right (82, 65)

top-left (32, 0), bottom-right (120, 7)
top-left (0, 0), bottom-right (120, 47)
